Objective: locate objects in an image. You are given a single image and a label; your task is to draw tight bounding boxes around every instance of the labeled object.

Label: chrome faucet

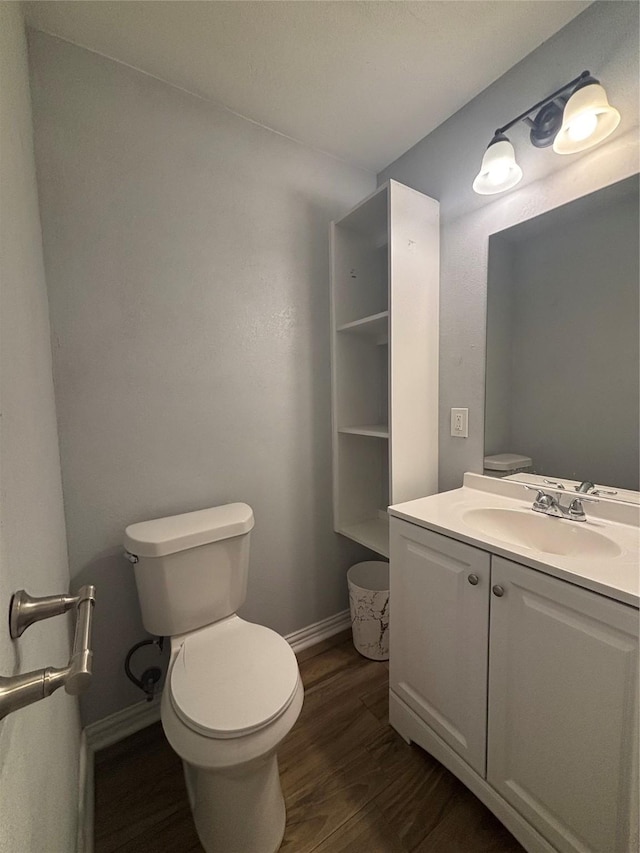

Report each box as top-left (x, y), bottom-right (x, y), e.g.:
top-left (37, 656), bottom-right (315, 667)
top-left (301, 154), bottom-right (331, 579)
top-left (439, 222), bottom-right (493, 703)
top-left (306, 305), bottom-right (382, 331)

top-left (524, 486), bottom-right (598, 522)
top-left (575, 480), bottom-right (618, 498)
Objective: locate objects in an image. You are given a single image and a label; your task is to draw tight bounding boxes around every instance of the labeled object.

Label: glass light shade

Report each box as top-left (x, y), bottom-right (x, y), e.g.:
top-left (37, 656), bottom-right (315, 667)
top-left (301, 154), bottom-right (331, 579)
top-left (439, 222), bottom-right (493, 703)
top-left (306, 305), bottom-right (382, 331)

top-left (473, 138), bottom-right (523, 195)
top-left (552, 83), bottom-right (620, 154)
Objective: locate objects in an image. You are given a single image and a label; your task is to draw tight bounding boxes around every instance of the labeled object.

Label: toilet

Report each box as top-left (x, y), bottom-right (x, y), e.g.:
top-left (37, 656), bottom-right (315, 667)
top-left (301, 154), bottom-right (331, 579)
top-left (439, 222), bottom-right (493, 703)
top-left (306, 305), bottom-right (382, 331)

top-left (483, 452), bottom-right (533, 478)
top-left (124, 503), bottom-right (303, 853)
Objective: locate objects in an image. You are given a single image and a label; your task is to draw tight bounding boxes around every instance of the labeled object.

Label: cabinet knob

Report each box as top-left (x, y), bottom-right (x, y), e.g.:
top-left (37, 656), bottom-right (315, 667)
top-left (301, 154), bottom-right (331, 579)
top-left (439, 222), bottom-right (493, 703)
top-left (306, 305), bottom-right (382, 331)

top-left (468, 574), bottom-right (479, 586)
top-left (492, 585), bottom-right (505, 597)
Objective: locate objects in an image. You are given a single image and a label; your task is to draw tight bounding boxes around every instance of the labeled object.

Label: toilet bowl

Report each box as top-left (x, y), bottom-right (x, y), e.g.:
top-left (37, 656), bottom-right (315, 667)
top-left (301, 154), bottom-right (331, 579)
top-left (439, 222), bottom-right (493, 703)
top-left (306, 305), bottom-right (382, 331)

top-left (124, 503), bottom-right (303, 853)
top-left (163, 617), bottom-right (303, 852)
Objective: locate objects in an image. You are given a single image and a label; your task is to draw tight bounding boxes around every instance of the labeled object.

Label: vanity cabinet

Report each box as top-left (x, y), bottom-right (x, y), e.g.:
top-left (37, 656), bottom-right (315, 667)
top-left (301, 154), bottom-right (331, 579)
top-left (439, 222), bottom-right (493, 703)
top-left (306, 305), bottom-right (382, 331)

top-left (389, 521), bottom-right (490, 775)
top-left (389, 518), bottom-right (639, 853)
top-left (330, 180), bottom-right (439, 558)
top-left (488, 556), bottom-right (638, 853)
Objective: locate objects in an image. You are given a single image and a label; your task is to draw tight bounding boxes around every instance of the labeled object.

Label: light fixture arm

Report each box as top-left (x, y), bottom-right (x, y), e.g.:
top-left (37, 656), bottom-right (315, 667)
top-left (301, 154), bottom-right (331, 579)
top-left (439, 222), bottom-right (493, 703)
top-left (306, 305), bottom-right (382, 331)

top-left (492, 70), bottom-right (592, 138)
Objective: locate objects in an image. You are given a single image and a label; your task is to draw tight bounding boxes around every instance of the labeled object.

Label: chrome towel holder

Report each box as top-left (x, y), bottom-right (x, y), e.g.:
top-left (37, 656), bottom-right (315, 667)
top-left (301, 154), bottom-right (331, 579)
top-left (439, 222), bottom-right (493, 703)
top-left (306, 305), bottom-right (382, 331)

top-left (0, 585), bottom-right (96, 720)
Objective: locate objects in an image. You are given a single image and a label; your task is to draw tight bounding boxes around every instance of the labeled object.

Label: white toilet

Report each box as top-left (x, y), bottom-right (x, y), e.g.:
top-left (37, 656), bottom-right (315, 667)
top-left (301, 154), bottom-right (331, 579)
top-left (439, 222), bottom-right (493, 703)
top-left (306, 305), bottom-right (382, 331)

top-left (483, 452), bottom-right (533, 478)
top-left (124, 503), bottom-right (303, 853)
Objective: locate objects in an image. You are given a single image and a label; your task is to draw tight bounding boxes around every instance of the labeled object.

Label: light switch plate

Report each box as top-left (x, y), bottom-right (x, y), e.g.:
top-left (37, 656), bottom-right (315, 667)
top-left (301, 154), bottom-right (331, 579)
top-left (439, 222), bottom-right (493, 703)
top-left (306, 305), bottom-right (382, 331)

top-left (451, 407), bottom-right (469, 438)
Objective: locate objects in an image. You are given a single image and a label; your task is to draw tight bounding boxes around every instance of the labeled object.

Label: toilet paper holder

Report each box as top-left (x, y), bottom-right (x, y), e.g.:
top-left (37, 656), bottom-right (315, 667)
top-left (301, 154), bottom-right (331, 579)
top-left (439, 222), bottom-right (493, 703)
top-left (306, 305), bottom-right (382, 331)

top-left (0, 585), bottom-right (96, 719)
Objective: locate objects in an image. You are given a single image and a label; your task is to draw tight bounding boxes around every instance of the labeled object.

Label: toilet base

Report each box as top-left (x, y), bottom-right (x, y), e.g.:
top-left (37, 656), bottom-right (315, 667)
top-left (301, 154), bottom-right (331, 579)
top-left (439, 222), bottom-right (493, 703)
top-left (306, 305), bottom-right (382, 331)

top-left (160, 645), bottom-right (304, 853)
top-left (184, 752), bottom-right (286, 853)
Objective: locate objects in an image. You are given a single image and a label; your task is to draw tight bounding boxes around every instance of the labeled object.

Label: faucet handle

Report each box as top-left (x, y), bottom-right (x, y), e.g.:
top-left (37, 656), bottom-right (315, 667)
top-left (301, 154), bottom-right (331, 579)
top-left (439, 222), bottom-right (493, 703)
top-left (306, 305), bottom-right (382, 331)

top-left (568, 498), bottom-right (585, 520)
top-left (537, 493), bottom-right (557, 510)
top-left (523, 485), bottom-right (545, 500)
top-left (524, 483), bottom-right (565, 498)
top-left (567, 495), bottom-right (599, 521)
top-left (523, 485), bottom-right (549, 499)
top-left (543, 479), bottom-right (565, 490)
top-left (524, 486), bottom-right (556, 510)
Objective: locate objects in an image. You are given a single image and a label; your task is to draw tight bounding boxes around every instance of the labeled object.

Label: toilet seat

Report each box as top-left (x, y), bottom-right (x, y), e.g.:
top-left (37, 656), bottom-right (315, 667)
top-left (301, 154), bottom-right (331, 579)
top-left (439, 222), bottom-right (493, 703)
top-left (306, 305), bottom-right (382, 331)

top-left (169, 617), bottom-right (300, 739)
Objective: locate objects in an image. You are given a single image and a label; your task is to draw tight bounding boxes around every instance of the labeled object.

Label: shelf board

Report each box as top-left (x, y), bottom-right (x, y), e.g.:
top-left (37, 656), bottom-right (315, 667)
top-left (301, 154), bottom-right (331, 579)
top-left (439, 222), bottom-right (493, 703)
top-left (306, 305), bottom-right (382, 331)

top-left (339, 516), bottom-right (389, 558)
top-left (337, 311), bottom-right (388, 344)
top-left (338, 425), bottom-right (389, 439)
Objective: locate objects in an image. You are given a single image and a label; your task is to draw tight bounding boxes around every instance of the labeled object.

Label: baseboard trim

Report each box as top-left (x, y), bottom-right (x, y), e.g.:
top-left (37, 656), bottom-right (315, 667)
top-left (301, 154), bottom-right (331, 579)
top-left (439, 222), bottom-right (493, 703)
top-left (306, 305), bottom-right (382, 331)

top-left (79, 699), bottom-right (162, 853)
top-left (85, 697), bottom-right (162, 753)
top-left (77, 730), bottom-right (94, 853)
top-left (284, 609), bottom-right (351, 653)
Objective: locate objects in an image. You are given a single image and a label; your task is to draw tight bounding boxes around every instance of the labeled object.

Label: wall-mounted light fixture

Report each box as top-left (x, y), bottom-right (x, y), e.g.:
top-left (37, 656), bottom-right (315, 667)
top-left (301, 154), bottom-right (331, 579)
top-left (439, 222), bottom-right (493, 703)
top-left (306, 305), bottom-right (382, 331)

top-left (473, 71), bottom-right (620, 195)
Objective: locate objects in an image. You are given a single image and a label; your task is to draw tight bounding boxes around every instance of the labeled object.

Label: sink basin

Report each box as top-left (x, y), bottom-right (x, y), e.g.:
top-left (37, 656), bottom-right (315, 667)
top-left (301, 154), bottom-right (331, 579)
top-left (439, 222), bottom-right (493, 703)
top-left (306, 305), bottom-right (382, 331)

top-left (462, 507), bottom-right (622, 558)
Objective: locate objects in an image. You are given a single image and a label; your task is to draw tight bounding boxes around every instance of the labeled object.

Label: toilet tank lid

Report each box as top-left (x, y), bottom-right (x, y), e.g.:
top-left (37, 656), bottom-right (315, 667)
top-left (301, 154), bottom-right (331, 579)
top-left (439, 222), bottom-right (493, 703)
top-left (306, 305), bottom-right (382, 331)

top-left (484, 453), bottom-right (532, 471)
top-left (124, 503), bottom-right (254, 557)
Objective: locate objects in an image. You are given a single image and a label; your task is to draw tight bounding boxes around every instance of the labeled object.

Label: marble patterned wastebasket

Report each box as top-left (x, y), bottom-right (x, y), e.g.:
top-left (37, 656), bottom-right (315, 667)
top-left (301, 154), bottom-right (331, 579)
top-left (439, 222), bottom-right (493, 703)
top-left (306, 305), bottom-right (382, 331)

top-left (347, 561), bottom-right (389, 661)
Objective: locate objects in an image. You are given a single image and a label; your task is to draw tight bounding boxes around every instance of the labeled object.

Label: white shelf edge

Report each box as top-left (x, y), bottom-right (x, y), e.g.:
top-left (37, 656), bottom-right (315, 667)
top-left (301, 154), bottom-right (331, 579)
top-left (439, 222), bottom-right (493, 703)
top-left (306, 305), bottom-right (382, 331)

top-left (338, 516), bottom-right (389, 558)
top-left (338, 425), bottom-right (389, 439)
top-left (336, 310), bottom-right (388, 332)
top-left (333, 182), bottom-right (388, 229)
top-left (336, 311), bottom-right (388, 344)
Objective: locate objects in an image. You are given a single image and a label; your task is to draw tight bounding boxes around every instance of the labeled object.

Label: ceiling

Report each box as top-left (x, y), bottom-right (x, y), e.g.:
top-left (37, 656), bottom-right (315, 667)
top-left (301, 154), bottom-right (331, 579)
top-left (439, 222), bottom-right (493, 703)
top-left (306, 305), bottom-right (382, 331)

top-left (24, 1), bottom-right (592, 172)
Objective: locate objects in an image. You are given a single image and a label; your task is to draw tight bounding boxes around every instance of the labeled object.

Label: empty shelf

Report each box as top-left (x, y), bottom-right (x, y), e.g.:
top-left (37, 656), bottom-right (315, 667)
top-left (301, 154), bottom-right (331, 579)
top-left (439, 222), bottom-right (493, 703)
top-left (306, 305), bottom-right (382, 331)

top-left (339, 516), bottom-right (389, 558)
top-left (337, 311), bottom-right (388, 344)
top-left (338, 425), bottom-right (389, 439)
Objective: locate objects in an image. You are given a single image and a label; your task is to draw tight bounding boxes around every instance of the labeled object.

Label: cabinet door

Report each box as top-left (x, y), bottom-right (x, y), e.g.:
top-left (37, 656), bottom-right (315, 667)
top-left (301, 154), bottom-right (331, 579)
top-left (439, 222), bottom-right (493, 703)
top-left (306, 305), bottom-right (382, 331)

top-left (389, 519), bottom-right (490, 775)
top-left (488, 556), bottom-right (639, 853)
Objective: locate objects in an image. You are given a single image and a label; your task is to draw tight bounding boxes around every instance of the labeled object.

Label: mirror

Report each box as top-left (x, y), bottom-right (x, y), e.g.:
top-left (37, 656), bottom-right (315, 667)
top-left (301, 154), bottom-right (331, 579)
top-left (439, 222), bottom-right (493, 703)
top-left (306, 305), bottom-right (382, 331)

top-left (484, 174), bottom-right (639, 493)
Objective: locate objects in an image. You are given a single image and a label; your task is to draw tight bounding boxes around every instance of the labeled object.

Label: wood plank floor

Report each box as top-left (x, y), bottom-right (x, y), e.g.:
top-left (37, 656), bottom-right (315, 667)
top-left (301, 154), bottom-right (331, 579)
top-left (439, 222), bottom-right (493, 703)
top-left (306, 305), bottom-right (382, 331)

top-left (94, 633), bottom-right (525, 852)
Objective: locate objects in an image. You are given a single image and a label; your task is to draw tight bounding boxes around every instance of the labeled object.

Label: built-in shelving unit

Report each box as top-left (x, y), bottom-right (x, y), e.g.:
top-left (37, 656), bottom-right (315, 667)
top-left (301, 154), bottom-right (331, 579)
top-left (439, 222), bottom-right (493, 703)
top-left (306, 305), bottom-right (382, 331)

top-left (338, 425), bottom-right (389, 438)
top-left (340, 514), bottom-right (390, 557)
top-left (337, 311), bottom-right (389, 345)
top-left (330, 179), bottom-right (439, 558)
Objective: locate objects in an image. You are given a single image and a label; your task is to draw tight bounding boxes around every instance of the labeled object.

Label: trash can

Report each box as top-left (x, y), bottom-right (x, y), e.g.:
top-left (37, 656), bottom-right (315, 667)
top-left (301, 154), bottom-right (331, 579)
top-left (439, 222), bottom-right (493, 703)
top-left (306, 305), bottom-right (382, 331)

top-left (347, 561), bottom-right (390, 661)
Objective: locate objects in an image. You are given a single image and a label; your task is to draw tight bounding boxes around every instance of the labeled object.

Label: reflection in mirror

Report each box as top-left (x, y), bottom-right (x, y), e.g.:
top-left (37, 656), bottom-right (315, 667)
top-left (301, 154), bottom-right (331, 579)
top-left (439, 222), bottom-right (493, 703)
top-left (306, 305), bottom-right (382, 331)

top-left (484, 174), bottom-right (639, 493)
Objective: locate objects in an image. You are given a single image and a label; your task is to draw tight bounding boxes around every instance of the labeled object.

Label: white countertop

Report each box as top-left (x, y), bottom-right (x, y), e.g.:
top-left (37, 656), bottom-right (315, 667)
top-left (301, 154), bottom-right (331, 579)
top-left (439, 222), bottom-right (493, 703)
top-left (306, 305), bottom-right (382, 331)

top-left (389, 473), bottom-right (640, 608)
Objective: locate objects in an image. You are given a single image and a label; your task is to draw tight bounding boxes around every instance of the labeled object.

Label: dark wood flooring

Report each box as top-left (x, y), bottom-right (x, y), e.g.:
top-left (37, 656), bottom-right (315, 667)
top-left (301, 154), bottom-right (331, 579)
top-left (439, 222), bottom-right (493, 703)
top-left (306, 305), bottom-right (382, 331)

top-left (94, 632), bottom-right (524, 852)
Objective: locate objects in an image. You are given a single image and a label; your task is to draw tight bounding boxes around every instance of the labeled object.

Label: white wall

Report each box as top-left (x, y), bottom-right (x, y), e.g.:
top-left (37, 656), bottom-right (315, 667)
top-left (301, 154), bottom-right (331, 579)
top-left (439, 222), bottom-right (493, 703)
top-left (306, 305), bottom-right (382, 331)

top-left (28, 31), bottom-right (374, 725)
top-left (0, 5), bottom-right (81, 851)
top-left (378, 1), bottom-right (640, 490)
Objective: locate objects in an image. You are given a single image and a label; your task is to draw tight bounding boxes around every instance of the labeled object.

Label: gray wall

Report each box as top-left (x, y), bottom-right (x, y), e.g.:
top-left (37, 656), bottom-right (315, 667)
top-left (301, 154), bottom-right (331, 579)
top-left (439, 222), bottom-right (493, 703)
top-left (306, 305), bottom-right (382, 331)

top-left (484, 240), bottom-right (514, 457)
top-left (28, 31), bottom-right (374, 725)
top-left (0, 6), bottom-right (81, 850)
top-left (504, 184), bottom-right (639, 489)
top-left (378, 1), bottom-right (640, 491)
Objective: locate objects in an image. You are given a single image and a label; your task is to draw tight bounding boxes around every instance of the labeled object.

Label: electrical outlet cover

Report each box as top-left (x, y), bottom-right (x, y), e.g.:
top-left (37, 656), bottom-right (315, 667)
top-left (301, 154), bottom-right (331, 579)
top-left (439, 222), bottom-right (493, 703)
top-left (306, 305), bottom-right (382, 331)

top-left (451, 407), bottom-right (469, 438)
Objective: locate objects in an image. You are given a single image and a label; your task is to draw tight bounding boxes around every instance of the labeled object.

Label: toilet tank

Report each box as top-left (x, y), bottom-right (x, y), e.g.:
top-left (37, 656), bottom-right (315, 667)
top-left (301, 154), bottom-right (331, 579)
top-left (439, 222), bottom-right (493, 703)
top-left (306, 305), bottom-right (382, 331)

top-left (124, 504), bottom-right (254, 637)
top-left (483, 453), bottom-right (533, 479)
